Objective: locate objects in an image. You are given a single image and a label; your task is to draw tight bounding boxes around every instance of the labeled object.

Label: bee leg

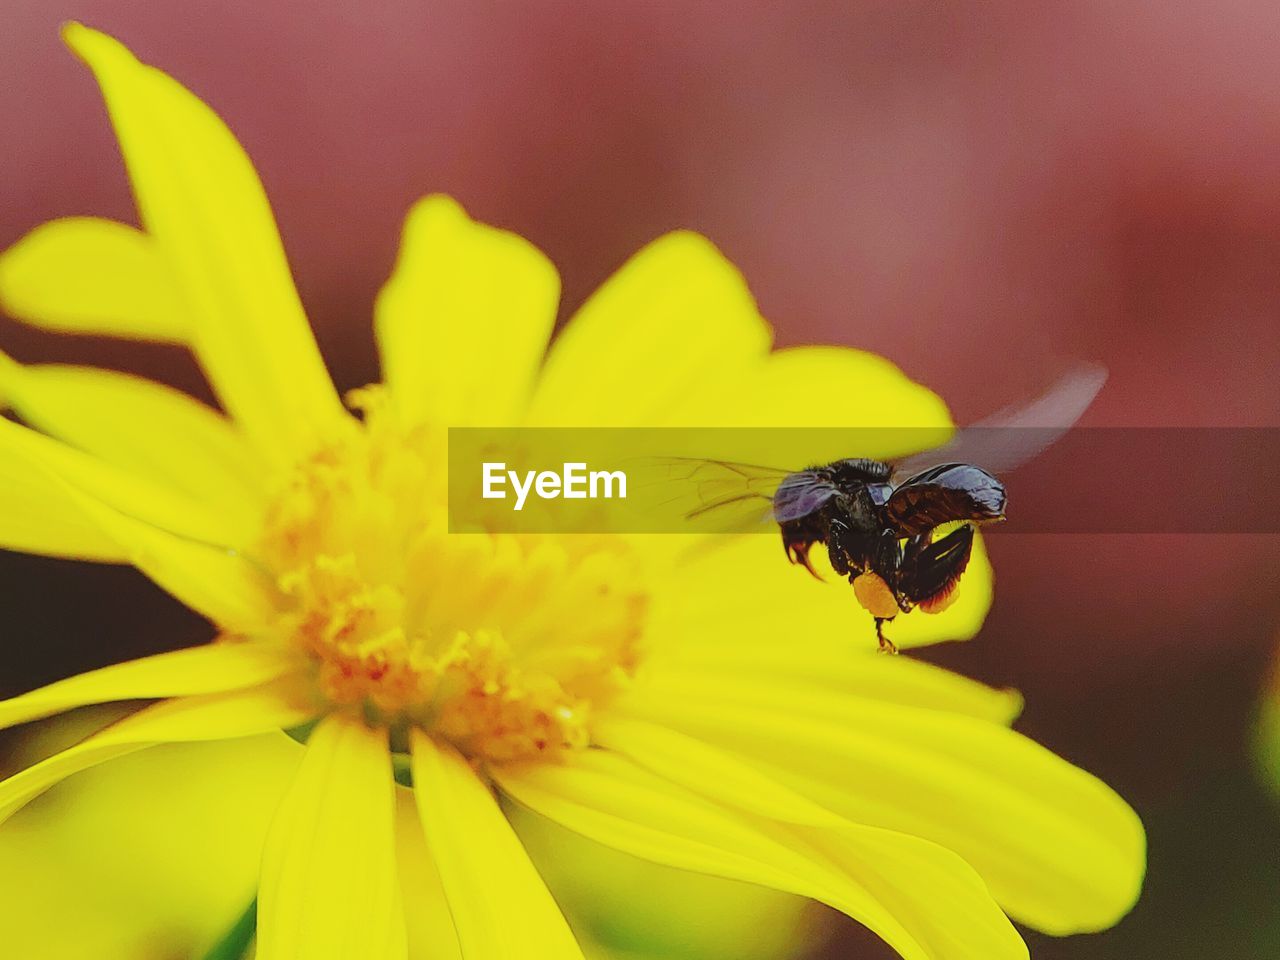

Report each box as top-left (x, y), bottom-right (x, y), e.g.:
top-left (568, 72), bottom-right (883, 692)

top-left (826, 518), bottom-right (857, 577)
top-left (874, 617), bottom-right (899, 655)
top-left (895, 524), bottom-right (975, 613)
top-left (783, 537), bottom-right (824, 580)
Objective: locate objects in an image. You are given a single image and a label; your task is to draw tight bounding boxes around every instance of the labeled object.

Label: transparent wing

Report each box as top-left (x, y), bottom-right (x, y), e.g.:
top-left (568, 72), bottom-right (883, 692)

top-left (633, 456), bottom-right (807, 531)
top-left (891, 364), bottom-right (1107, 482)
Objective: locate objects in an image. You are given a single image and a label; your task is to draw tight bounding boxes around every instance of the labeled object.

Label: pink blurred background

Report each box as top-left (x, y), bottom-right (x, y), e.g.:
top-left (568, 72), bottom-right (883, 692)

top-left (3, 2), bottom-right (1280, 958)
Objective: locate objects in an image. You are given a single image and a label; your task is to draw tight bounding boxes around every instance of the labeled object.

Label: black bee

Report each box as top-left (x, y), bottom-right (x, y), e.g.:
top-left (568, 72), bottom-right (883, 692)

top-left (670, 367), bottom-right (1105, 652)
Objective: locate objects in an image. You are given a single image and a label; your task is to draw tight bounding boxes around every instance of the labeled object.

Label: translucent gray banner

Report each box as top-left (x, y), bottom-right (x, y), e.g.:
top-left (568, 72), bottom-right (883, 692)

top-left (447, 427), bottom-right (1280, 534)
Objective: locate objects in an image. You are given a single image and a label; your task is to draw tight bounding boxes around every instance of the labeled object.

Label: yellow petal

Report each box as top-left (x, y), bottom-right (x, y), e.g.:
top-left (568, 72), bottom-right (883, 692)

top-left (527, 232), bottom-right (771, 426)
top-left (0, 442), bottom-right (123, 561)
top-left (596, 718), bottom-right (1026, 960)
top-left (394, 791), bottom-right (464, 960)
top-left (0, 677), bottom-right (313, 826)
top-left (375, 195), bottom-right (560, 426)
top-left (796, 825), bottom-right (1025, 960)
top-left (0, 422), bottom-right (278, 628)
top-left (506, 800), bottom-right (820, 960)
top-left (79, 494), bottom-right (280, 631)
top-left (593, 718), bottom-right (846, 828)
top-left (0, 416), bottom-right (252, 551)
top-left (61, 24), bottom-right (345, 461)
top-left (257, 714), bottom-right (406, 960)
top-left (494, 750), bottom-right (1020, 960)
top-left (525, 238), bottom-right (956, 441)
top-left (409, 732), bottom-right (583, 960)
top-left (0, 643), bottom-right (300, 732)
top-left (0, 733), bottom-right (303, 960)
top-left (0, 217), bottom-right (186, 342)
top-left (683, 346), bottom-right (956, 465)
top-left (635, 687), bottom-right (1145, 934)
top-left (737, 347), bottom-right (954, 431)
top-left (0, 354), bottom-right (263, 522)
top-left (630, 648), bottom-right (1021, 730)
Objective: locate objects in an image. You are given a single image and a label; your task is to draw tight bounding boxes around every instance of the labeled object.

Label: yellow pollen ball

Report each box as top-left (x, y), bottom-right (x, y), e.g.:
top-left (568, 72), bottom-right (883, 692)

top-left (851, 572), bottom-right (900, 619)
top-left (254, 387), bottom-right (647, 762)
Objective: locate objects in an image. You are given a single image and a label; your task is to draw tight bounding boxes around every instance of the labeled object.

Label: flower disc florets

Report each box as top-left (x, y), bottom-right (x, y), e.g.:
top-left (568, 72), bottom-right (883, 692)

top-left (258, 388), bottom-right (646, 761)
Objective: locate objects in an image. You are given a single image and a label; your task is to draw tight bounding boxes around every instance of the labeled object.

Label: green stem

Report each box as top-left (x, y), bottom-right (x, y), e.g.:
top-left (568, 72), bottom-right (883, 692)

top-left (201, 898), bottom-right (257, 960)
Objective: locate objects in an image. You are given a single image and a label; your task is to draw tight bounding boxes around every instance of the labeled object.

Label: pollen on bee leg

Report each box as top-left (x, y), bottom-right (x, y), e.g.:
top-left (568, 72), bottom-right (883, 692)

top-left (852, 571), bottom-right (900, 619)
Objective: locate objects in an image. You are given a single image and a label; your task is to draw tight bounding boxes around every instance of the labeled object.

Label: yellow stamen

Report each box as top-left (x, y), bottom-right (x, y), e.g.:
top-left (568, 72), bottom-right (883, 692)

top-left (256, 387), bottom-right (646, 761)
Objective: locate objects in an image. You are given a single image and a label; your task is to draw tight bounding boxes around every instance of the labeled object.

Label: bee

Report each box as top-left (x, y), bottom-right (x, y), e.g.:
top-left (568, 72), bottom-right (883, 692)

top-left (666, 367), bottom-right (1106, 652)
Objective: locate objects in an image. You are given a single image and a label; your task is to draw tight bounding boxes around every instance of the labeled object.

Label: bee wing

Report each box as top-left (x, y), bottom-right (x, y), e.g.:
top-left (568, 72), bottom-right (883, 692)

top-left (890, 364), bottom-right (1107, 483)
top-left (883, 462), bottom-right (1007, 536)
top-left (636, 456), bottom-right (802, 531)
top-left (771, 471), bottom-right (840, 522)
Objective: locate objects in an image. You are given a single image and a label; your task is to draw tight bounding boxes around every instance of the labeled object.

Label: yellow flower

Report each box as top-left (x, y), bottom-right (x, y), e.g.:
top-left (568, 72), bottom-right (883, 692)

top-left (0, 722), bottom-right (822, 960)
top-left (0, 23), bottom-right (1144, 960)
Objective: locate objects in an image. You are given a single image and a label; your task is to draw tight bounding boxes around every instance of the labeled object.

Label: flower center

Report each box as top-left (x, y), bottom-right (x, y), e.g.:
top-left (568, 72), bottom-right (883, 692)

top-left (256, 388), bottom-right (647, 762)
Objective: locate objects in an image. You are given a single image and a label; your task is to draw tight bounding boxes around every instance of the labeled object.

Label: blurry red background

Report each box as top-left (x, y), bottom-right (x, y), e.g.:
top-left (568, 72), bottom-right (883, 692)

top-left (3, 2), bottom-right (1280, 957)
